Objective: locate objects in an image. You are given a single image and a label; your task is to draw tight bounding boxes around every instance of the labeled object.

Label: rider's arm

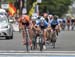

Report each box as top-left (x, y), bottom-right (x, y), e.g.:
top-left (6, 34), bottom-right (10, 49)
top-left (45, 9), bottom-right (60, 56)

top-left (44, 20), bottom-right (48, 27)
top-left (33, 25), bottom-right (40, 31)
top-left (18, 17), bottom-right (24, 30)
top-left (34, 21), bottom-right (41, 31)
top-left (57, 20), bottom-right (62, 30)
top-left (29, 20), bottom-right (33, 29)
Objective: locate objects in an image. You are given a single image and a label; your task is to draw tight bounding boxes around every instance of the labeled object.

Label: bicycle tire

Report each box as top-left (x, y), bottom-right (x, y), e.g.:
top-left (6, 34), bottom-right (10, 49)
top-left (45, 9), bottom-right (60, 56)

top-left (52, 42), bottom-right (55, 48)
top-left (39, 38), bottom-right (43, 51)
top-left (26, 39), bottom-right (29, 51)
top-left (39, 30), bottom-right (43, 51)
top-left (32, 37), bottom-right (37, 50)
top-left (51, 31), bottom-right (56, 48)
top-left (25, 27), bottom-right (30, 51)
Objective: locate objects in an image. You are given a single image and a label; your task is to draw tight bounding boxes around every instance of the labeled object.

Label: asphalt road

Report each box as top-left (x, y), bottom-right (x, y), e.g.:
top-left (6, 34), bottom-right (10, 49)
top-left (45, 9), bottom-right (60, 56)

top-left (0, 30), bottom-right (75, 52)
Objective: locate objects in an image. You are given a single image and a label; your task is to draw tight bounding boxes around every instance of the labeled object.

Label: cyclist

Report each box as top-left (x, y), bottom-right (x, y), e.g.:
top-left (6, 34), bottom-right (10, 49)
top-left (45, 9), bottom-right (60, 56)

top-left (35, 16), bottom-right (48, 49)
top-left (62, 18), bottom-right (66, 30)
top-left (31, 16), bottom-right (41, 49)
top-left (18, 14), bottom-right (32, 47)
top-left (49, 15), bottom-right (61, 36)
top-left (48, 14), bottom-right (54, 20)
top-left (43, 13), bottom-right (49, 23)
top-left (71, 17), bottom-right (75, 30)
top-left (46, 14), bottom-right (54, 42)
top-left (66, 16), bottom-right (71, 30)
top-left (31, 16), bottom-right (40, 37)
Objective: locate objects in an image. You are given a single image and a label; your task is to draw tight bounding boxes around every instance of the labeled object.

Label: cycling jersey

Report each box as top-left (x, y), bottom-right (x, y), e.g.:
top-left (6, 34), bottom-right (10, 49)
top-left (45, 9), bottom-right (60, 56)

top-left (36, 20), bottom-right (48, 29)
top-left (67, 19), bottom-right (70, 23)
top-left (50, 19), bottom-right (59, 29)
top-left (50, 19), bottom-right (59, 25)
top-left (18, 15), bottom-right (30, 26)
top-left (62, 19), bottom-right (66, 23)
top-left (71, 19), bottom-right (74, 23)
top-left (45, 18), bottom-right (49, 23)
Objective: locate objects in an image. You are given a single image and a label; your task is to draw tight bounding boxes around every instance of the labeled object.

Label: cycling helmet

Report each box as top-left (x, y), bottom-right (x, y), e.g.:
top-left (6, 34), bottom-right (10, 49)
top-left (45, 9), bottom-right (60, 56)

top-left (32, 16), bottom-right (38, 22)
top-left (40, 17), bottom-right (45, 22)
top-left (48, 14), bottom-right (53, 19)
top-left (31, 16), bottom-right (37, 19)
top-left (22, 15), bottom-right (30, 22)
top-left (54, 15), bottom-right (58, 20)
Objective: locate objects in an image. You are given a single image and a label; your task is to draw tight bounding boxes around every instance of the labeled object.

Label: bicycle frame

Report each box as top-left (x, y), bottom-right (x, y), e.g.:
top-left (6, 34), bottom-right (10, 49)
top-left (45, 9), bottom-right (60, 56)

top-left (51, 29), bottom-right (57, 48)
top-left (25, 26), bottom-right (30, 51)
top-left (39, 29), bottom-right (44, 51)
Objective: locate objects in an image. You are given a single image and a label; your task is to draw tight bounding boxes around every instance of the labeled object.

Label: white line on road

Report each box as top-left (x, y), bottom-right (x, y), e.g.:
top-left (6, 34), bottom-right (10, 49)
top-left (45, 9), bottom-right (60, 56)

top-left (0, 51), bottom-right (75, 55)
top-left (0, 50), bottom-right (75, 53)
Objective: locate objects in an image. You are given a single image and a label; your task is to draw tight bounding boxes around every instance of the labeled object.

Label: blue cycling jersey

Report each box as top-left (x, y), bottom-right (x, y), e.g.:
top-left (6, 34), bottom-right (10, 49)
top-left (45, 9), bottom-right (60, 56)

top-left (50, 19), bottom-right (59, 25)
top-left (36, 20), bottom-right (48, 27)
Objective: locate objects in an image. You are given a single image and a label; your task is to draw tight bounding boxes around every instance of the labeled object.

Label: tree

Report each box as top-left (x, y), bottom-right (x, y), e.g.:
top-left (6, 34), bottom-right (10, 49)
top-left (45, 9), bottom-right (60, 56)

top-left (39, 0), bottom-right (72, 17)
top-left (7, 0), bottom-right (16, 3)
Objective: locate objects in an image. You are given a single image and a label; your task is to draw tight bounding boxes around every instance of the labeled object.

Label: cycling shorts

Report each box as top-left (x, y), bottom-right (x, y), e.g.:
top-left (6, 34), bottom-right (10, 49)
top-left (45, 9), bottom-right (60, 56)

top-left (22, 22), bottom-right (29, 26)
top-left (39, 25), bottom-right (47, 29)
top-left (51, 24), bottom-right (57, 30)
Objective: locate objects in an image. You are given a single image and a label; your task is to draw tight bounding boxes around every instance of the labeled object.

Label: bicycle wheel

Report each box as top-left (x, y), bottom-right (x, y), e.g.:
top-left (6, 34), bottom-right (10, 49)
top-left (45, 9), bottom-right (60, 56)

top-left (51, 31), bottom-right (56, 48)
top-left (26, 38), bottom-right (29, 51)
top-left (25, 28), bottom-right (30, 51)
top-left (32, 37), bottom-right (37, 50)
top-left (39, 37), bottom-right (43, 51)
top-left (52, 42), bottom-right (55, 48)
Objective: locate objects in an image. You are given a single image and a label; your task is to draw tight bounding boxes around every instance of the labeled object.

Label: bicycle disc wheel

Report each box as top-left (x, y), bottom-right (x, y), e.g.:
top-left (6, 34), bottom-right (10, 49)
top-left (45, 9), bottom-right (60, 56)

top-left (39, 38), bottom-right (43, 51)
top-left (26, 38), bottom-right (29, 51)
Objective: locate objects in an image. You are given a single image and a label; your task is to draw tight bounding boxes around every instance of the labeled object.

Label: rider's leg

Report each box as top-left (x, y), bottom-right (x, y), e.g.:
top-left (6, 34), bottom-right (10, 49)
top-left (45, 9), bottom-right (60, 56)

top-left (67, 24), bottom-right (70, 31)
top-left (22, 30), bottom-right (26, 45)
top-left (29, 28), bottom-right (33, 47)
top-left (56, 25), bottom-right (60, 36)
top-left (43, 29), bottom-right (47, 49)
top-left (50, 29), bottom-right (54, 38)
top-left (44, 29), bottom-right (47, 43)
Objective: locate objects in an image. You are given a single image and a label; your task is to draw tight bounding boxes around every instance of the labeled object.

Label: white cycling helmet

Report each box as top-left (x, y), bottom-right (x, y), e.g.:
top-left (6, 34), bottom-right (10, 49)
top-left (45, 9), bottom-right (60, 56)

top-left (40, 17), bottom-right (45, 22)
top-left (31, 16), bottom-right (38, 21)
top-left (40, 17), bottom-right (45, 21)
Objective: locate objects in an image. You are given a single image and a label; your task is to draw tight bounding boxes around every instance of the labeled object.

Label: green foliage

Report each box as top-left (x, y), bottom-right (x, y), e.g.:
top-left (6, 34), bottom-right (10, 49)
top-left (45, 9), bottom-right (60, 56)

top-left (39, 0), bottom-right (72, 17)
top-left (7, 0), bottom-right (16, 3)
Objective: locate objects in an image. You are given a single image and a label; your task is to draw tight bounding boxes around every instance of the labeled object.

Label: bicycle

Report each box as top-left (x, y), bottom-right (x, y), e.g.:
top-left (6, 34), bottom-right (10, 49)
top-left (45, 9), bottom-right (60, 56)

top-left (32, 28), bottom-right (44, 51)
top-left (25, 26), bottom-right (30, 52)
top-left (50, 29), bottom-right (57, 48)
top-left (71, 23), bottom-right (74, 30)
top-left (32, 28), bottom-right (37, 50)
top-left (39, 29), bottom-right (44, 51)
top-left (46, 29), bottom-right (52, 44)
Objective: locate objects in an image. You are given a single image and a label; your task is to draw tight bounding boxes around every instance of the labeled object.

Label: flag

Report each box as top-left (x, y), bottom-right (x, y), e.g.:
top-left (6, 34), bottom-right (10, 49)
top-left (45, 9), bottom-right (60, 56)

top-left (8, 3), bottom-right (16, 16)
top-left (28, 1), bottom-right (37, 16)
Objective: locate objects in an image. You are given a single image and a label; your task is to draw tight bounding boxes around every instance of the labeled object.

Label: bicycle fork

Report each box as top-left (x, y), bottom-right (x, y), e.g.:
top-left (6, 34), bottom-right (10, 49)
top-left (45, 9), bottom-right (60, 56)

top-left (25, 28), bottom-right (30, 51)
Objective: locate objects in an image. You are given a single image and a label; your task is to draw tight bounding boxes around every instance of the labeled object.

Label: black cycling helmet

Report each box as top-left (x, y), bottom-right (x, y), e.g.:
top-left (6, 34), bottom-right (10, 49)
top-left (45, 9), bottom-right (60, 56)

top-left (54, 15), bottom-right (58, 20)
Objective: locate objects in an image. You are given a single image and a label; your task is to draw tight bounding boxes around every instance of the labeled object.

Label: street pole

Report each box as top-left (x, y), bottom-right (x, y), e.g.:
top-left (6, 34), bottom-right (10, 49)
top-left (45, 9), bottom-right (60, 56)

top-left (37, 0), bottom-right (42, 16)
top-left (24, 0), bottom-right (27, 7)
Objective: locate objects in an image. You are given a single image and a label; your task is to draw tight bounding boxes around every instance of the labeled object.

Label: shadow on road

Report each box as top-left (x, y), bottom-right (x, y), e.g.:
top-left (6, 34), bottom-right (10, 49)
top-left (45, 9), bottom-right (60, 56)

top-left (0, 37), bottom-right (12, 40)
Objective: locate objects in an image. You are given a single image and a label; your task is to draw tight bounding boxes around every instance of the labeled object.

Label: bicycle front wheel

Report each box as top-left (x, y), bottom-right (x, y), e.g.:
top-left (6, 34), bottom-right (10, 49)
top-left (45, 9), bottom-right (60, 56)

top-left (39, 38), bottom-right (43, 51)
top-left (26, 38), bottom-right (29, 51)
